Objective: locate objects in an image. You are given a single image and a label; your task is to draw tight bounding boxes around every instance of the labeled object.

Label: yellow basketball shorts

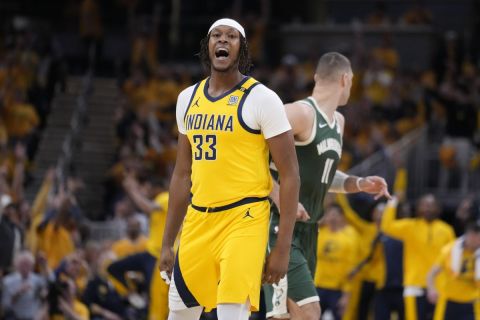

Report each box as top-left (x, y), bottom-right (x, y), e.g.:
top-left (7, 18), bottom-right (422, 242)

top-left (168, 199), bottom-right (270, 312)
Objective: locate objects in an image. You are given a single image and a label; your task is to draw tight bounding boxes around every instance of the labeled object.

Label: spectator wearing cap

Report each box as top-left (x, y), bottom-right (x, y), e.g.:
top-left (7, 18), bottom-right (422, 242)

top-left (1, 251), bottom-right (47, 320)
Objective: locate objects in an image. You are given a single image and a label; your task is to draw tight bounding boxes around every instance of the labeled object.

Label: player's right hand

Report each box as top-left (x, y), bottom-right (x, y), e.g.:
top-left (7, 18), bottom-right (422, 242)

top-left (296, 202), bottom-right (310, 222)
top-left (159, 246), bottom-right (175, 285)
top-left (263, 246), bottom-right (290, 285)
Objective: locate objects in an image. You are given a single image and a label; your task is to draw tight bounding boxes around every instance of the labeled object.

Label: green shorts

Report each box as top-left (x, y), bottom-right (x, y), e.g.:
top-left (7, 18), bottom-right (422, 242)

top-left (263, 214), bottom-right (320, 318)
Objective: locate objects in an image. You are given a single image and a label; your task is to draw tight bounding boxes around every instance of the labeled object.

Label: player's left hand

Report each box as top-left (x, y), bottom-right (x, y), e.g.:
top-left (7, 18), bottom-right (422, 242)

top-left (358, 176), bottom-right (392, 200)
top-left (263, 246), bottom-right (290, 285)
top-left (159, 246), bottom-right (175, 285)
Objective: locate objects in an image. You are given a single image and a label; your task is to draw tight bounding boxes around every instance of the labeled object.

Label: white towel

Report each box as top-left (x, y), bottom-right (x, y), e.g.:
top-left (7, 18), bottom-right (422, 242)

top-left (451, 236), bottom-right (480, 280)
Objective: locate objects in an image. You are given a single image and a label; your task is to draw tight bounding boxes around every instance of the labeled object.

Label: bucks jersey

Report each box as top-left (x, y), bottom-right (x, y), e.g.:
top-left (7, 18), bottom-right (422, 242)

top-left (272, 96), bottom-right (343, 224)
top-left (176, 76), bottom-right (291, 208)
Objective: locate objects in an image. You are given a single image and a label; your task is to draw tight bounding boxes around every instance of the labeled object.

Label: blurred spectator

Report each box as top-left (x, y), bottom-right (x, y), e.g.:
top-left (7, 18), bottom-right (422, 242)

top-left (400, 2), bottom-right (433, 25)
top-left (314, 204), bottom-right (359, 320)
top-left (366, 1), bottom-right (391, 26)
top-left (372, 34), bottom-right (399, 71)
top-left (80, 0), bottom-right (103, 71)
top-left (111, 215), bottom-right (148, 259)
top-left (130, 18), bottom-right (158, 74)
top-left (269, 54), bottom-right (308, 103)
top-left (48, 277), bottom-right (89, 320)
top-left (25, 168), bottom-right (56, 252)
top-left (0, 195), bottom-right (21, 274)
top-left (433, 30), bottom-right (464, 84)
top-left (109, 196), bottom-right (148, 236)
top-left (454, 195), bottom-right (480, 236)
top-left (4, 90), bottom-right (40, 150)
top-left (436, 63), bottom-right (477, 191)
top-left (1, 251), bottom-right (47, 320)
top-left (36, 188), bottom-right (79, 269)
top-left (107, 172), bottom-right (169, 319)
top-left (381, 194), bottom-right (455, 320)
top-left (427, 221), bottom-right (480, 320)
top-left (337, 193), bottom-right (405, 320)
top-left (54, 252), bottom-right (89, 295)
top-left (82, 251), bottom-right (127, 320)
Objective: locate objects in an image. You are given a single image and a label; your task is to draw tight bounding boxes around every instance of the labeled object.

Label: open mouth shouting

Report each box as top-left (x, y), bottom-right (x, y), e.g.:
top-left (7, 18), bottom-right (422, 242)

top-left (215, 47), bottom-right (230, 61)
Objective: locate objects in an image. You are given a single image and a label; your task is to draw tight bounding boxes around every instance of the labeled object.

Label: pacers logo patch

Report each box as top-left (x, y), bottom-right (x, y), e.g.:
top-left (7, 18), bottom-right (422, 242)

top-left (227, 95), bottom-right (239, 106)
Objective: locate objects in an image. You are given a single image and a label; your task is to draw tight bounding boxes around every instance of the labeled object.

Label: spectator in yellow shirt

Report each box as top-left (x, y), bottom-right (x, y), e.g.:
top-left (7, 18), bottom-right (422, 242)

top-left (338, 194), bottom-right (406, 320)
top-left (427, 221), bottom-right (480, 320)
top-left (49, 278), bottom-right (89, 320)
top-left (4, 91), bottom-right (40, 139)
top-left (382, 194), bottom-right (455, 320)
top-left (36, 190), bottom-right (78, 269)
top-left (314, 204), bottom-right (359, 320)
top-left (111, 215), bottom-right (148, 259)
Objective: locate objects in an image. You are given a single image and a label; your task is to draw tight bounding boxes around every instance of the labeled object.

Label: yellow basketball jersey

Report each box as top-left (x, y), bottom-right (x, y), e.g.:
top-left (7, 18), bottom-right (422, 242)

top-left (184, 77), bottom-right (271, 207)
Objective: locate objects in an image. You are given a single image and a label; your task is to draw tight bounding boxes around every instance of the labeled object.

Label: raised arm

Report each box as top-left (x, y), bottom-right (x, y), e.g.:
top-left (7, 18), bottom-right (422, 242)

top-left (336, 193), bottom-right (371, 234)
top-left (380, 197), bottom-right (410, 240)
top-left (159, 134), bottom-right (192, 277)
top-left (123, 173), bottom-right (161, 215)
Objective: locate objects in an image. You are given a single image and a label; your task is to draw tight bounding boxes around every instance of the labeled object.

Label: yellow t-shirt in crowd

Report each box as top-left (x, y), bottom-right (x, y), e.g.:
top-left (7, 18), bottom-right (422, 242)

top-left (337, 193), bottom-right (385, 287)
top-left (146, 192), bottom-right (169, 258)
top-left (111, 235), bottom-right (148, 258)
top-left (5, 102), bottom-right (40, 137)
top-left (37, 222), bottom-right (75, 269)
top-left (381, 202), bottom-right (455, 288)
top-left (314, 224), bottom-right (359, 292)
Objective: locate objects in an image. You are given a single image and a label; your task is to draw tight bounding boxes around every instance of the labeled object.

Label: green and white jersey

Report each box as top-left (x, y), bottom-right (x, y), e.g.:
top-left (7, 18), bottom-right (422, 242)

top-left (271, 96), bottom-right (343, 225)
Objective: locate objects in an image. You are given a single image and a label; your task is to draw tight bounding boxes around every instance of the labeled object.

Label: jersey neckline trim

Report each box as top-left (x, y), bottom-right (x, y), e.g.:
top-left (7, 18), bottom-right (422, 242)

top-left (203, 76), bottom-right (250, 102)
top-left (307, 96), bottom-right (336, 129)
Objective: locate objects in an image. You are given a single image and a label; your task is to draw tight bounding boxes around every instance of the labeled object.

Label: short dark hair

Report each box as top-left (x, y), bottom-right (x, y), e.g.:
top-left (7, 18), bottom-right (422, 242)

top-left (315, 52), bottom-right (351, 81)
top-left (198, 33), bottom-right (252, 75)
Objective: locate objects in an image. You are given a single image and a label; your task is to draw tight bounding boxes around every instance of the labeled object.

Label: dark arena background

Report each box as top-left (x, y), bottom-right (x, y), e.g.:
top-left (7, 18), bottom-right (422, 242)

top-left (0, 0), bottom-right (479, 319)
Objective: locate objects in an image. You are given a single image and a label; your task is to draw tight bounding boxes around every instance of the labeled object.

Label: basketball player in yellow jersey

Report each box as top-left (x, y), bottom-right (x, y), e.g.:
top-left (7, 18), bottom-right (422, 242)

top-left (159, 18), bottom-right (300, 320)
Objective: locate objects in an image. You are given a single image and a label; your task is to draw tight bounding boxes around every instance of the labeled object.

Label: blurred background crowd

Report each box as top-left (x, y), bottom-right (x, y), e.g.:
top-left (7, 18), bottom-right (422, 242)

top-left (0, 0), bottom-right (479, 319)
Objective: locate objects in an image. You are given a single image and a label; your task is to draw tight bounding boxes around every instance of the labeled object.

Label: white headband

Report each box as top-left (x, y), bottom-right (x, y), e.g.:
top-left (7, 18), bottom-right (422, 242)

top-left (208, 18), bottom-right (245, 38)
